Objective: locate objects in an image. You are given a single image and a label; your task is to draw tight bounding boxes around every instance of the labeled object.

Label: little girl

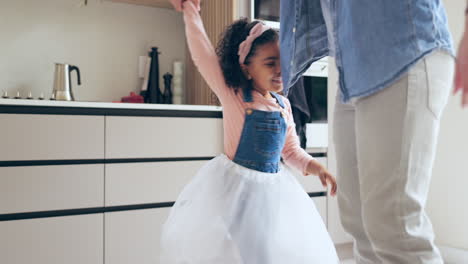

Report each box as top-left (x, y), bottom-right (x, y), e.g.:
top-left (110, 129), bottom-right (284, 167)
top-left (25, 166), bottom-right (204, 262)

top-left (160, 0), bottom-right (339, 263)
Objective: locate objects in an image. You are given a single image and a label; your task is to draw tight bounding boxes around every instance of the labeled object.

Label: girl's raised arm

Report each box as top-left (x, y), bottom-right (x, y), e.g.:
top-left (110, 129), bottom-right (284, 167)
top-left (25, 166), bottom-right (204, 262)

top-left (178, 0), bottom-right (230, 102)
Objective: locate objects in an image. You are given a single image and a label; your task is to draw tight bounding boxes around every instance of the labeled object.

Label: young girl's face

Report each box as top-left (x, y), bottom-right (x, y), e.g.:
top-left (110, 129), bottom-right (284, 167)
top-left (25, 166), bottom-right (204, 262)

top-left (243, 41), bottom-right (283, 95)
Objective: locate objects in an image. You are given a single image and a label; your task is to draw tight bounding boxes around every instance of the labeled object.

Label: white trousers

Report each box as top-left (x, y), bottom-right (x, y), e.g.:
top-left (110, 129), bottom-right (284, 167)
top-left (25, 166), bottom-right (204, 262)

top-left (333, 51), bottom-right (454, 264)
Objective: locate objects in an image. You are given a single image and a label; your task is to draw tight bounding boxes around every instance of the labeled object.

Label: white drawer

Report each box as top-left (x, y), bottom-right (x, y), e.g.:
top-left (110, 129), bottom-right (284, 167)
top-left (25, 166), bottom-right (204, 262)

top-left (105, 161), bottom-right (205, 206)
top-left (105, 208), bottom-right (170, 264)
top-left (105, 116), bottom-right (223, 158)
top-left (0, 114), bottom-right (104, 161)
top-left (312, 196), bottom-right (328, 227)
top-left (0, 214), bottom-right (103, 264)
top-left (294, 157), bottom-right (328, 193)
top-left (306, 123), bottom-right (328, 148)
top-left (0, 164), bottom-right (104, 214)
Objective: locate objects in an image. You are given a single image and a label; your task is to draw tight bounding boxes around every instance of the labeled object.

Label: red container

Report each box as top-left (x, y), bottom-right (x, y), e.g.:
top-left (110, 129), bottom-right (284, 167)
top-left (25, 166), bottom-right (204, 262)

top-left (120, 92), bottom-right (144, 103)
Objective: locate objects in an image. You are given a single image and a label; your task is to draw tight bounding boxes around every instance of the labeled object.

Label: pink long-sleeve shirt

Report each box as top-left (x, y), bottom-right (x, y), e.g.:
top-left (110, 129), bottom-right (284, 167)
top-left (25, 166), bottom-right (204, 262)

top-left (182, 1), bottom-right (314, 174)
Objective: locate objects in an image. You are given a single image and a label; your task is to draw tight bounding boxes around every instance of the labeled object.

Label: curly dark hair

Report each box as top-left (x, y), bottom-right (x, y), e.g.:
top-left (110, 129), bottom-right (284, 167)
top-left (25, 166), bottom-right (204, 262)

top-left (216, 18), bottom-right (279, 91)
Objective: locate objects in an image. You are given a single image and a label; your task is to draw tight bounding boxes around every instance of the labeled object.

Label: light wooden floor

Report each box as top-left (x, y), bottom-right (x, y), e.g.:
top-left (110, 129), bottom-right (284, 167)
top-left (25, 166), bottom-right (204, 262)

top-left (337, 243), bottom-right (468, 264)
top-left (336, 243), bottom-right (354, 264)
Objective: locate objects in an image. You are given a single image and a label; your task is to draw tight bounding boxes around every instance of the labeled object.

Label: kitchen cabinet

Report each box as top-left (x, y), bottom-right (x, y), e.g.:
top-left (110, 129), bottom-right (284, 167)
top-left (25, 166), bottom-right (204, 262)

top-left (293, 157), bottom-right (328, 193)
top-left (0, 164), bottom-right (104, 214)
top-left (105, 116), bottom-right (223, 159)
top-left (108, 0), bottom-right (173, 9)
top-left (0, 114), bottom-right (104, 161)
top-left (0, 104), bottom-right (224, 264)
top-left (0, 101), bottom-right (338, 263)
top-left (293, 156), bottom-right (329, 226)
top-left (328, 193), bottom-right (352, 244)
top-left (105, 160), bottom-right (205, 206)
top-left (0, 214), bottom-right (103, 264)
top-left (313, 196), bottom-right (328, 225)
top-left (105, 208), bottom-right (170, 264)
top-left (104, 203), bottom-right (326, 264)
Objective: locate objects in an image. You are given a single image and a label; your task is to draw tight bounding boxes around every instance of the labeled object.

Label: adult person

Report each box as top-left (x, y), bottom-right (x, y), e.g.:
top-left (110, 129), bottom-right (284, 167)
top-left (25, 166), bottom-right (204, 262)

top-left (280, 1), bottom-right (460, 263)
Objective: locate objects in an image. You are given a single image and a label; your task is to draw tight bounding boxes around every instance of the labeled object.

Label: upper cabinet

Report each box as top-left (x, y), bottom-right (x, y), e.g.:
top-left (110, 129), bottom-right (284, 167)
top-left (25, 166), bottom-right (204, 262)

top-left (108, 0), bottom-right (173, 9)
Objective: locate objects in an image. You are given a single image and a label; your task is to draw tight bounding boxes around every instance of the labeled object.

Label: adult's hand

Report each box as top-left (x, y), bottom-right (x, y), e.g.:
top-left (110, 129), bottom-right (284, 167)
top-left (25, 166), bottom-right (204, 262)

top-left (454, 12), bottom-right (468, 107)
top-left (169, 0), bottom-right (200, 12)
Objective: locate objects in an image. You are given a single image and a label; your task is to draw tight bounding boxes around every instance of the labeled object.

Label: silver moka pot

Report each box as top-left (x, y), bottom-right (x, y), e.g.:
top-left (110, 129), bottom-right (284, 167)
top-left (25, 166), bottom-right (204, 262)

top-left (51, 63), bottom-right (81, 101)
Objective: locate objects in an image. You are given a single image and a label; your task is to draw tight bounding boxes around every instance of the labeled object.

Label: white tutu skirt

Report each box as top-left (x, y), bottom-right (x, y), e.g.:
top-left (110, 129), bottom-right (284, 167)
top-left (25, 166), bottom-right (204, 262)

top-left (160, 155), bottom-right (339, 264)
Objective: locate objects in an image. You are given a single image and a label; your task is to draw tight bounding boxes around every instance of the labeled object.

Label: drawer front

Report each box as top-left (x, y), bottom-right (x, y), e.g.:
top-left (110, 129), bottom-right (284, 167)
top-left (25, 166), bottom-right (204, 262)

top-left (106, 116), bottom-right (223, 158)
top-left (105, 206), bottom-right (326, 264)
top-left (328, 194), bottom-right (353, 244)
top-left (0, 114), bottom-right (104, 161)
top-left (312, 196), bottom-right (328, 226)
top-left (294, 157), bottom-right (327, 193)
top-left (106, 161), bottom-right (205, 206)
top-left (105, 208), bottom-right (170, 264)
top-left (0, 214), bottom-right (103, 264)
top-left (0, 164), bottom-right (104, 214)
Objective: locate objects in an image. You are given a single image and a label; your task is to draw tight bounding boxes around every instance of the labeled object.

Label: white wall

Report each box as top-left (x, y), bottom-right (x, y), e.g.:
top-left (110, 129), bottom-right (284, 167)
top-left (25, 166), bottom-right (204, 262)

top-left (0, 0), bottom-right (185, 102)
top-left (426, 0), bottom-right (468, 250)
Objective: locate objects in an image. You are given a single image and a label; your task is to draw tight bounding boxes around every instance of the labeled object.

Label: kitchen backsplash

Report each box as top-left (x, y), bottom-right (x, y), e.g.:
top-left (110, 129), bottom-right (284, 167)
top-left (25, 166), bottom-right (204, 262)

top-left (0, 0), bottom-right (186, 102)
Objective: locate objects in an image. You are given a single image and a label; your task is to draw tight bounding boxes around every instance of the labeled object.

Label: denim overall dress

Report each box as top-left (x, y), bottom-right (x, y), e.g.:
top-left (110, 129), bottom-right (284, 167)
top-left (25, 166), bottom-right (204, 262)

top-left (160, 87), bottom-right (339, 264)
top-left (233, 87), bottom-right (288, 173)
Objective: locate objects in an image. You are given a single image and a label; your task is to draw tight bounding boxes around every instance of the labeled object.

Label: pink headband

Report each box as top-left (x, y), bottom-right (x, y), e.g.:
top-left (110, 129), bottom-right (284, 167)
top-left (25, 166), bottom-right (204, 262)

top-left (238, 23), bottom-right (270, 65)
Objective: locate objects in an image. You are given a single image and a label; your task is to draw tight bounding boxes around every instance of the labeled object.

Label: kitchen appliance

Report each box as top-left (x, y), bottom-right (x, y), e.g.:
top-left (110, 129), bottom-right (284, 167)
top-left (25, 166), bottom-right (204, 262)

top-left (303, 75), bottom-right (328, 149)
top-left (51, 63), bottom-right (81, 101)
top-left (251, 0), bottom-right (280, 28)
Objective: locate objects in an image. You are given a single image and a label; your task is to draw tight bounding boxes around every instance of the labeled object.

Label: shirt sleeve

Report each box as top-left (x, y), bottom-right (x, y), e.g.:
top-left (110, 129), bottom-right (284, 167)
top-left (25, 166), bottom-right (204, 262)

top-left (281, 97), bottom-right (315, 175)
top-left (182, 1), bottom-right (231, 103)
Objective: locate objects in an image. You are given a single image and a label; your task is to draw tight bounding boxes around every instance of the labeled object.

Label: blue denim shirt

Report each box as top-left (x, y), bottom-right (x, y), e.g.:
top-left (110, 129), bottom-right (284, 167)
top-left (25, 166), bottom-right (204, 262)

top-left (280, 0), bottom-right (454, 102)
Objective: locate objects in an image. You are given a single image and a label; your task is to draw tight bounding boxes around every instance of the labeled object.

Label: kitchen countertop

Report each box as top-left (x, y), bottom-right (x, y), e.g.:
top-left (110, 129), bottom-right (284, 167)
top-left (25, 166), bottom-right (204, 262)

top-left (0, 98), bottom-right (223, 118)
top-left (0, 99), bottom-right (328, 154)
top-left (0, 98), bottom-right (222, 111)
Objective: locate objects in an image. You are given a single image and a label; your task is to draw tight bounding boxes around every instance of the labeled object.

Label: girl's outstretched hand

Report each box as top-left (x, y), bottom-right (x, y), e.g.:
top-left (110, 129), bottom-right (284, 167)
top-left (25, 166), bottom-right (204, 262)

top-left (169, 0), bottom-right (200, 12)
top-left (305, 160), bottom-right (338, 196)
